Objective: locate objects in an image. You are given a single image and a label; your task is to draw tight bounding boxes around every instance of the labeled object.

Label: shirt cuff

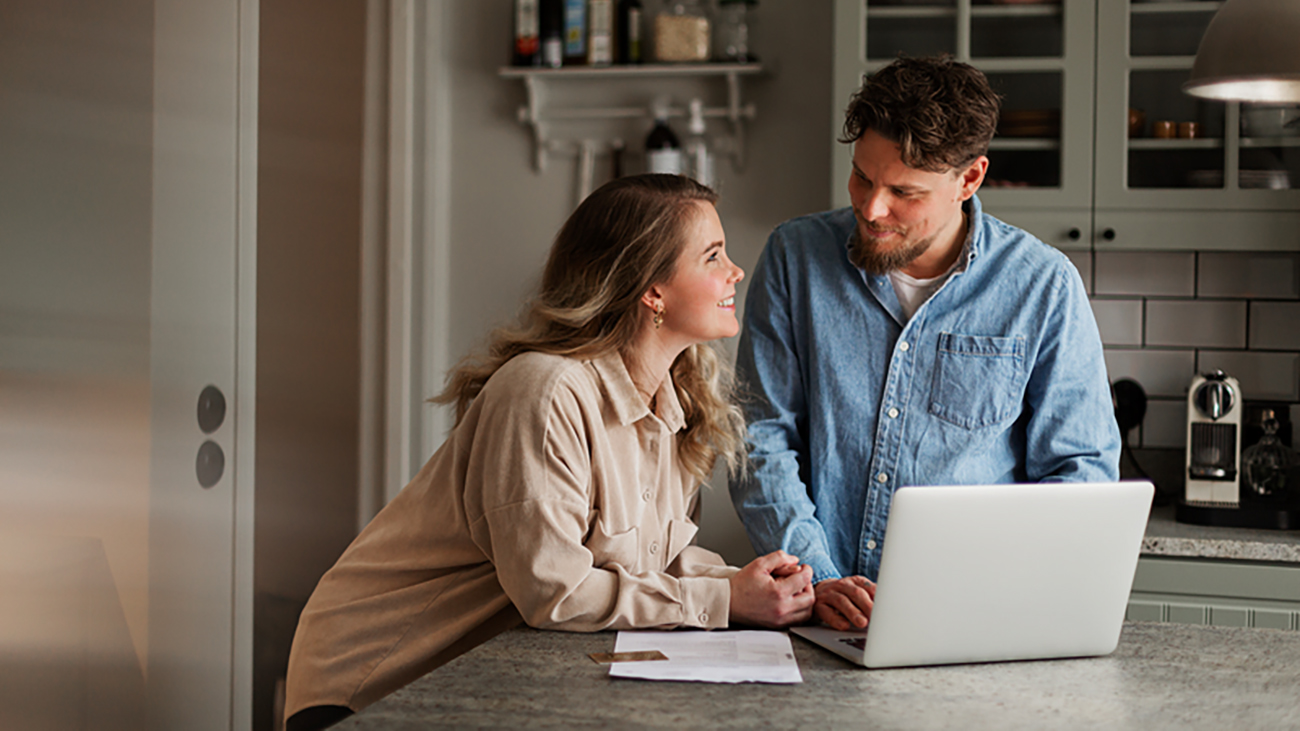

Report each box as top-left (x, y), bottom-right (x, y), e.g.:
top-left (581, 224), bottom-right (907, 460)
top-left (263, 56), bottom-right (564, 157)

top-left (677, 575), bottom-right (730, 629)
top-left (804, 555), bottom-right (841, 585)
top-left (669, 545), bottom-right (742, 580)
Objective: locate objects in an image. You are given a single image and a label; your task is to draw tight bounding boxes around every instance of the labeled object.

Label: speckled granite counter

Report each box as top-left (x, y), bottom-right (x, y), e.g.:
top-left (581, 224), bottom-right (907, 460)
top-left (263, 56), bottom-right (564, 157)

top-left (1142, 505), bottom-right (1300, 563)
top-left (336, 624), bottom-right (1300, 730)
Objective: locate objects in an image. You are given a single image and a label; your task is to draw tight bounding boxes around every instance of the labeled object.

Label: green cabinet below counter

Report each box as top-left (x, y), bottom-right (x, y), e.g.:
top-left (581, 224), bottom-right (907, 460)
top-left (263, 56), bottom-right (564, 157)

top-left (1128, 556), bottom-right (1300, 631)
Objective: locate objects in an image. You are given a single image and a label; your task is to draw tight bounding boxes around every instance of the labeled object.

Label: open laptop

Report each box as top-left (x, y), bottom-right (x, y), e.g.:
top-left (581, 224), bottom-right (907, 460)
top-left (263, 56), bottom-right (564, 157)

top-left (791, 480), bottom-right (1153, 668)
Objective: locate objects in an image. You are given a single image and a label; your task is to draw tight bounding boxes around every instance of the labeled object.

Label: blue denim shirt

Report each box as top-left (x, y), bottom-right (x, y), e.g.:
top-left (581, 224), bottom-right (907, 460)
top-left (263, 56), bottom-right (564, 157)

top-left (729, 196), bottom-right (1120, 583)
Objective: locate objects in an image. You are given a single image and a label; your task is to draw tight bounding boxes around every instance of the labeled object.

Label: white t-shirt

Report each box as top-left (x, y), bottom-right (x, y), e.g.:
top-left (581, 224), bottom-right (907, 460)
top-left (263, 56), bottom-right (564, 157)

top-left (889, 266), bottom-right (952, 322)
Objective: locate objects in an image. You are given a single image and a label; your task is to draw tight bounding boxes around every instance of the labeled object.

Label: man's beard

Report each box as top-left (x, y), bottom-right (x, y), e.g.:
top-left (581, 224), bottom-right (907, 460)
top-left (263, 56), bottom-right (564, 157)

top-left (847, 224), bottom-right (934, 275)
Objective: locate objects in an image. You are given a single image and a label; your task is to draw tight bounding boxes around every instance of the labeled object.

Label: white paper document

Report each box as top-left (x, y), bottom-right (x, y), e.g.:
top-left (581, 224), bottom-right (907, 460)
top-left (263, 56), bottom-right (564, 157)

top-left (609, 630), bottom-right (803, 684)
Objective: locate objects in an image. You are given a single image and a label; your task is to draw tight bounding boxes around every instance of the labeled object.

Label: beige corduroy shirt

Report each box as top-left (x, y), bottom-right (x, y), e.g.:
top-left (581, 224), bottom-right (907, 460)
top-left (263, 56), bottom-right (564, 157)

top-left (284, 351), bottom-right (738, 718)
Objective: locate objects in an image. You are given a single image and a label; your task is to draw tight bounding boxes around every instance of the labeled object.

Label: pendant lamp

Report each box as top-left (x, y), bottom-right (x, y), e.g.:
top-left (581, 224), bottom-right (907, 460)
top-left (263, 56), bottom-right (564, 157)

top-left (1182, 0), bottom-right (1300, 103)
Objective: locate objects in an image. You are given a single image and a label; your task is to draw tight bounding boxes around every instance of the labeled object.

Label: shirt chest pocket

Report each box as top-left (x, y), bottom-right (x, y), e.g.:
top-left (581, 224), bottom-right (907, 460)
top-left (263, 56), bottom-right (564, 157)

top-left (584, 518), bottom-right (640, 573)
top-left (928, 333), bottom-right (1026, 430)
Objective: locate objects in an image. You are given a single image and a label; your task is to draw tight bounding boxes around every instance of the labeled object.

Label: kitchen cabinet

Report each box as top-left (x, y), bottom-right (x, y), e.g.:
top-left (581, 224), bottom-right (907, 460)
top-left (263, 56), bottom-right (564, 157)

top-left (831, 0), bottom-right (1300, 252)
top-left (1127, 556), bottom-right (1300, 630)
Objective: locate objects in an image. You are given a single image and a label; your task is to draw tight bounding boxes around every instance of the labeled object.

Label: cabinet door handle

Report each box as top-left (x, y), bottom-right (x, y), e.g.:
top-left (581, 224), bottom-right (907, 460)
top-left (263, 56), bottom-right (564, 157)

top-left (1101, 228), bottom-right (1117, 241)
top-left (1067, 227), bottom-right (1082, 241)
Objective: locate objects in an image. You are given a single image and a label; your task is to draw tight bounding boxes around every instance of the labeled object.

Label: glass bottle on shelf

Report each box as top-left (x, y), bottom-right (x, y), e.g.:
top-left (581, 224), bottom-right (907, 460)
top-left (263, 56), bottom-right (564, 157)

top-left (588, 0), bottom-right (614, 66)
top-left (1241, 410), bottom-right (1299, 504)
top-left (512, 0), bottom-right (541, 67)
top-left (617, 0), bottom-right (644, 64)
top-left (540, 0), bottom-right (564, 68)
top-left (715, 0), bottom-right (755, 63)
top-left (684, 98), bottom-right (714, 187)
top-left (563, 0), bottom-right (587, 66)
top-left (654, 0), bottom-right (711, 63)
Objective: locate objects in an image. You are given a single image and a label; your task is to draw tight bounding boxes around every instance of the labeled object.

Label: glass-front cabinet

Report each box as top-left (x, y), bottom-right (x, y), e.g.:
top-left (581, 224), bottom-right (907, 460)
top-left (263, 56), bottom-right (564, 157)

top-left (1094, 0), bottom-right (1300, 251)
top-left (831, 0), bottom-right (1300, 252)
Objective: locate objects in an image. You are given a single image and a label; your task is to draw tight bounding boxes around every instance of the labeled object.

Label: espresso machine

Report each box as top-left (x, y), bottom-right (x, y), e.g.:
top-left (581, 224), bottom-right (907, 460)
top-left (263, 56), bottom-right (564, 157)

top-left (1177, 370), bottom-right (1300, 529)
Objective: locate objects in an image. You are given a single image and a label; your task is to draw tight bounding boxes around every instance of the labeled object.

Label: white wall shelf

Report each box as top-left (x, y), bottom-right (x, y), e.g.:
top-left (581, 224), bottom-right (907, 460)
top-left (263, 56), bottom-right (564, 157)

top-left (498, 63), bottom-right (762, 173)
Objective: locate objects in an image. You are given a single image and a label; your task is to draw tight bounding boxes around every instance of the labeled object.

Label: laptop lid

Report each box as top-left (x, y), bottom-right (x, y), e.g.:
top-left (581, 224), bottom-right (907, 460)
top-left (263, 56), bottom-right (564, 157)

top-left (794, 481), bottom-right (1153, 669)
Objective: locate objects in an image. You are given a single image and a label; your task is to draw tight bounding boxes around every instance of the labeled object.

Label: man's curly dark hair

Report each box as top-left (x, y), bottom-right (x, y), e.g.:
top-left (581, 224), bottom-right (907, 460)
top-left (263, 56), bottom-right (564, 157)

top-left (840, 54), bottom-right (1002, 173)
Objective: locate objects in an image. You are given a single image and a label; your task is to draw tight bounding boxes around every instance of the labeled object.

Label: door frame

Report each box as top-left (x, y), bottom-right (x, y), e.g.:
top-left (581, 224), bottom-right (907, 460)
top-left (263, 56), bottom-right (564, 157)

top-left (382, 0), bottom-right (453, 508)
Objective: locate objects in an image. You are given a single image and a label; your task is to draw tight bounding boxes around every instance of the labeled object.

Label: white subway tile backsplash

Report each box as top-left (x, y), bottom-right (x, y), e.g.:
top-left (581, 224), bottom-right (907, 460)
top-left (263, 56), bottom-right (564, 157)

top-left (1091, 298), bottom-right (1143, 346)
top-left (1141, 398), bottom-right (1187, 449)
top-left (1198, 252), bottom-right (1300, 299)
top-left (1095, 252), bottom-right (1195, 297)
top-left (1065, 250), bottom-right (1092, 291)
top-left (1146, 300), bottom-right (1247, 348)
top-left (1104, 348), bottom-right (1196, 398)
top-left (1080, 248), bottom-right (1297, 430)
top-left (1197, 351), bottom-right (1300, 401)
top-left (1249, 301), bottom-right (1300, 350)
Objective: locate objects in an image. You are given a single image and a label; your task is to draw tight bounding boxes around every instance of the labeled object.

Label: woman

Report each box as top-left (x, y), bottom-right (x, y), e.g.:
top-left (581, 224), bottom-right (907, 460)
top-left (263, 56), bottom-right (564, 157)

top-left (284, 174), bottom-right (814, 730)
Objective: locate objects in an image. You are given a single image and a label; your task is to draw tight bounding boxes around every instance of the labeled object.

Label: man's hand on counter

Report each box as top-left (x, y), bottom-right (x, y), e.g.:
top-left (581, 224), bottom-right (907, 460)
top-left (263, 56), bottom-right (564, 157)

top-left (812, 576), bottom-right (876, 630)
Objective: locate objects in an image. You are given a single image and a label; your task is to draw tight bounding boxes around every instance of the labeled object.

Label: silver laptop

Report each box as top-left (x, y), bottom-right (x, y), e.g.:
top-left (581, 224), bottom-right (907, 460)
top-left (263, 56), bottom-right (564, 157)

top-left (791, 480), bottom-right (1153, 668)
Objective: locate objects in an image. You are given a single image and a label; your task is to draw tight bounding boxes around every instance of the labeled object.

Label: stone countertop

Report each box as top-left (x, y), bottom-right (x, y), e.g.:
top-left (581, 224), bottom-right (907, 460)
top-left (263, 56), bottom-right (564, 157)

top-left (337, 623), bottom-right (1300, 730)
top-left (1142, 504), bottom-right (1300, 563)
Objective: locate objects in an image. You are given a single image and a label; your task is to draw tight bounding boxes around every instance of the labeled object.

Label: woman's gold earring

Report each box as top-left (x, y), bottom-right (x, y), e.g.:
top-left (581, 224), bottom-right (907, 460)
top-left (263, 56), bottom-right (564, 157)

top-left (653, 304), bottom-right (664, 330)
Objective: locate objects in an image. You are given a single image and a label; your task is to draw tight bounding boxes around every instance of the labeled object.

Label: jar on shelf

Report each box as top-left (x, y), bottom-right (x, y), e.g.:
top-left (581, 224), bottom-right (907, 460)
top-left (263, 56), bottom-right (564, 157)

top-left (653, 0), bottom-right (710, 63)
top-left (715, 0), bottom-right (755, 62)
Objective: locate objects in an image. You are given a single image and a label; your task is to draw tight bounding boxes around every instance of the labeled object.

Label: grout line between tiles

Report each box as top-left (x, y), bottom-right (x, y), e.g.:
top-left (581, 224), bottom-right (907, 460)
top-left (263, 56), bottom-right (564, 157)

top-left (1141, 297), bottom-right (1147, 348)
top-left (1194, 251), bottom-right (1203, 299)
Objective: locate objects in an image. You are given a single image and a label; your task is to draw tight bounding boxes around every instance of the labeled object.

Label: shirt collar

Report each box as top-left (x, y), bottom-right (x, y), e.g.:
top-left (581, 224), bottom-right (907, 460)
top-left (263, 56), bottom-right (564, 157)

top-left (591, 351), bottom-right (686, 432)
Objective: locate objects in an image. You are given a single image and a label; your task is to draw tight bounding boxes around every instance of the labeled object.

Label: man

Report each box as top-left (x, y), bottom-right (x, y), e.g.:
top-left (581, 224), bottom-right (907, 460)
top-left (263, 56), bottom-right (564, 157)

top-left (730, 55), bottom-right (1120, 632)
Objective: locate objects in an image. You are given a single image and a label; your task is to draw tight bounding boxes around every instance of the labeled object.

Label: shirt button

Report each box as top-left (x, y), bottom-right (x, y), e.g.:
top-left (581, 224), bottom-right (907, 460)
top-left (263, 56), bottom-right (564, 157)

top-left (698, 612), bottom-right (709, 623)
top-left (898, 341), bottom-right (910, 352)
top-left (877, 472), bottom-right (888, 483)
top-left (642, 490), bottom-right (652, 502)
top-left (888, 407), bottom-right (900, 419)
top-left (866, 539), bottom-right (878, 550)
top-left (649, 541), bottom-right (659, 555)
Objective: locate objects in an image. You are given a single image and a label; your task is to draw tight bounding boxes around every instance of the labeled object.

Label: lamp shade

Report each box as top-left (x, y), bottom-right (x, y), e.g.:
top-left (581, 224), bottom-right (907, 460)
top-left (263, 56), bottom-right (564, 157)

top-left (1183, 0), bottom-right (1300, 103)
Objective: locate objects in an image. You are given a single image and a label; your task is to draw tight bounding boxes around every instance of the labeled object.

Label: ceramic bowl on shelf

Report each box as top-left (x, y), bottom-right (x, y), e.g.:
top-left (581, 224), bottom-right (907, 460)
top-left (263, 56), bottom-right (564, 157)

top-left (1240, 105), bottom-right (1300, 137)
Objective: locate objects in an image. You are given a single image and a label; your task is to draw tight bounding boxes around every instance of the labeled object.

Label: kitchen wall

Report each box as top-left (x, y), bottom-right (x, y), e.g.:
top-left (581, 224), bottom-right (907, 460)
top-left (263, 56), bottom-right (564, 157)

top-left (440, 1), bottom-right (835, 564)
top-left (1072, 249), bottom-right (1300, 497)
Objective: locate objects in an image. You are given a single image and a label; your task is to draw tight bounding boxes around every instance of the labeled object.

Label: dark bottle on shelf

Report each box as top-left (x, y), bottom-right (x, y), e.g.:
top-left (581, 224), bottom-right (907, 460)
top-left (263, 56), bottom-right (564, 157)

top-left (617, 0), bottom-right (644, 65)
top-left (512, 0), bottom-right (541, 67)
top-left (540, 0), bottom-right (564, 68)
top-left (645, 101), bottom-right (683, 175)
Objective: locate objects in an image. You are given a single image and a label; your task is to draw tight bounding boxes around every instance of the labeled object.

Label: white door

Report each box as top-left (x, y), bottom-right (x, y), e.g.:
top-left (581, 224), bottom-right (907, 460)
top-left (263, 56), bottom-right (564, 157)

top-left (149, 0), bottom-right (256, 728)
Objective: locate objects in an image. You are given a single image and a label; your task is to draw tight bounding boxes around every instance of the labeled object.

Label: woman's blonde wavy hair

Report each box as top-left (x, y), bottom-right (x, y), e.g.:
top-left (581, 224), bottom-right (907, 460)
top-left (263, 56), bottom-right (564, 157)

top-left (432, 174), bottom-right (747, 482)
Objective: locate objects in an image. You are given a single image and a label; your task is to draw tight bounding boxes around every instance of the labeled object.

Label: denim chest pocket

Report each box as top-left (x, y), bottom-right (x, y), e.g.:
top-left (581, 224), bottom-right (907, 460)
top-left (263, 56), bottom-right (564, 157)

top-left (928, 333), bottom-right (1027, 430)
